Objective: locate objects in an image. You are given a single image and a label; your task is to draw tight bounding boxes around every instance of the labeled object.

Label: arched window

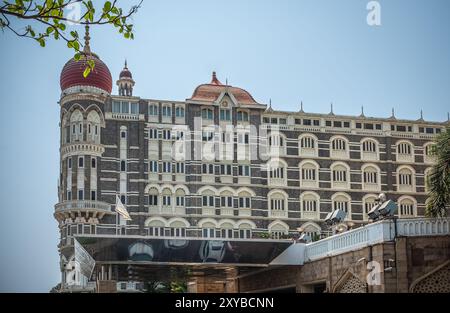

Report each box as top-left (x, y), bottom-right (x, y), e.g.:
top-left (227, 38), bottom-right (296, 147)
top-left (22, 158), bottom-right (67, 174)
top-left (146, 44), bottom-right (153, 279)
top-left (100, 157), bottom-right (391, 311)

top-left (268, 220), bottom-right (289, 239)
top-left (200, 187), bottom-right (217, 215)
top-left (268, 132), bottom-right (287, 156)
top-left (361, 138), bottom-right (379, 161)
top-left (148, 187), bottom-right (159, 212)
top-left (397, 166), bottom-right (415, 192)
top-left (362, 194), bottom-right (378, 220)
top-left (362, 164), bottom-right (381, 191)
top-left (267, 159), bottom-right (287, 186)
top-left (330, 136), bottom-right (349, 159)
top-left (298, 134), bottom-right (318, 157)
top-left (219, 188), bottom-right (234, 216)
top-left (331, 162), bottom-right (350, 189)
top-left (300, 192), bottom-right (320, 219)
top-left (161, 188), bottom-right (173, 213)
top-left (332, 193), bottom-right (351, 220)
top-left (146, 218), bottom-right (166, 237)
top-left (198, 219), bottom-right (218, 238)
top-left (86, 110), bottom-right (101, 143)
top-left (237, 220), bottom-right (255, 239)
top-left (397, 141), bottom-right (414, 162)
top-left (218, 220), bottom-right (235, 238)
top-left (148, 103), bottom-right (158, 116)
top-left (299, 160), bottom-right (319, 188)
top-left (300, 222), bottom-right (321, 240)
top-left (168, 218), bottom-right (189, 237)
top-left (268, 190), bottom-right (288, 218)
top-left (175, 188), bottom-right (186, 207)
top-left (69, 109), bottom-right (83, 142)
top-left (398, 196), bottom-right (417, 218)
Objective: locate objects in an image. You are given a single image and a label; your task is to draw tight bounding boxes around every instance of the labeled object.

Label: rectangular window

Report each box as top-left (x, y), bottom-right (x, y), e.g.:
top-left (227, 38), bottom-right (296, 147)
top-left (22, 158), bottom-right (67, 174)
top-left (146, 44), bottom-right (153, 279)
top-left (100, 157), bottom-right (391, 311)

top-left (120, 195), bottom-right (126, 205)
top-left (112, 101), bottom-right (121, 113)
top-left (364, 123), bottom-right (374, 130)
top-left (220, 109), bottom-right (231, 121)
top-left (78, 157), bottom-right (84, 168)
top-left (91, 157), bottom-right (96, 169)
top-left (149, 161), bottom-right (158, 173)
top-left (356, 122), bottom-right (362, 129)
top-left (263, 117), bottom-right (270, 123)
top-left (78, 189), bottom-right (84, 200)
top-left (149, 104), bottom-right (158, 116)
top-left (91, 191), bottom-right (96, 201)
top-left (121, 101), bottom-right (129, 114)
top-left (326, 121), bottom-right (332, 127)
top-left (162, 105), bottom-right (172, 117)
top-left (131, 103), bottom-right (139, 114)
top-left (149, 128), bottom-right (158, 139)
top-left (68, 158), bottom-right (72, 169)
top-left (303, 119), bottom-right (311, 126)
top-left (375, 124), bottom-right (382, 130)
top-left (149, 195), bottom-right (158, 206)
top-left (343, 121), bottom-right (350, 128)
top-left (279, 118), bottom-right (287, 125)
top-left (313, 120), bottom-right (320, 126)
top-left (295, 119), bottom-right (301, 125)
top-left (67, 191), bottom-right (72, 201)
top-left (120, 160), bottom-right (126, 172)
top-left (333, 121), bottom-right (342, 128)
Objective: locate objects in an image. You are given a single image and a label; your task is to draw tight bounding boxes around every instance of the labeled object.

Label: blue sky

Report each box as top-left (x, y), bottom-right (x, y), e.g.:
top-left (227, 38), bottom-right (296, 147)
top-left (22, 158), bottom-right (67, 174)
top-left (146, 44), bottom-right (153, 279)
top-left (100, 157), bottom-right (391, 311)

top-left (0, 0), bottom-right (449, 292)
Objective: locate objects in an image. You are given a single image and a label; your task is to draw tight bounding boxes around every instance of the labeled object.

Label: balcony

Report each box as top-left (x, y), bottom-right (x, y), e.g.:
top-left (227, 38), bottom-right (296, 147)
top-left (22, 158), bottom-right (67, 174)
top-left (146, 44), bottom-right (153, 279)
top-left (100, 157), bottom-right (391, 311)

top-left (202, 207), bottom-right (216, 216)
top-left (397, 153), bottom-right (414, 163)
top-left (238, 208), bottom-right (252, 217)
top-left (361, 151), bottom-right (378, 161)
top-left (54, 200), bottom-right (112, 221)
top-left (270, 210), bottom-right (288, 218)
top-left (60, 142), bottom-right (104, 159)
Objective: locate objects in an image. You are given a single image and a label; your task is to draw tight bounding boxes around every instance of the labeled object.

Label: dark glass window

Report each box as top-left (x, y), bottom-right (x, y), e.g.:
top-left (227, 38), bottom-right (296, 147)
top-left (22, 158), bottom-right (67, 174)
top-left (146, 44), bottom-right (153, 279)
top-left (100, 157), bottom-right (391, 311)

top-left (333, 121), bottom-right (342, 128)
top-left (91, 158), bottom-right (96, 168)
top-left (271, 118), bottom-right (277, 124)
top-left (343, 121), bottom-right (350, 128)
top-left (313, 120), bottom-right (320, 126)
top-left (279, 118), bottom-right (287, 124)
top-left (326, 121), bottom-right (332, 127)
top-left (121, 131), bottom-right (126, 138)
top-left (364, 123), bottom-right (374, 130)
top-left (397, 125), bottom-right (406, 132)
top-left (91, 191), bottom-right (96, 201)
top-left (375, 124), bottom-right (382, 130)
top-left (295, 119), bottom-right (301, 125)
top-left (426, 127), bottom-right (433, 134)
top-left (356, 123), bottom-right (362, 129)
top-left (120, 160), bottom-right (126, 171)
top-left (303, 119), bottom-right (312, 126)
top-left (78, 157), bottom-right (84, 168)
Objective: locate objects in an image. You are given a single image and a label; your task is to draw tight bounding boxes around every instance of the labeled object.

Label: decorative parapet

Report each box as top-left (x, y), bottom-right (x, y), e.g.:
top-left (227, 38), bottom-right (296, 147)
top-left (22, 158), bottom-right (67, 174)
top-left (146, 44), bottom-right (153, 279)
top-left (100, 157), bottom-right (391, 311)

top-left (60, 142), bottom-right (105, 159)
top-left (304, 217), bottom-right (450, 262)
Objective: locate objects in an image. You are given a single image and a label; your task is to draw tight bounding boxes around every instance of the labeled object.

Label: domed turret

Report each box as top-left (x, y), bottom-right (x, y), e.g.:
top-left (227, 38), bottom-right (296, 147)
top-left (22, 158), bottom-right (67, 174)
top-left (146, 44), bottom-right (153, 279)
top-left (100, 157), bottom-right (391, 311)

top-left (188, 72), bottom-right (258, 104)
top-left (60, 26), bottom-right (112, 94)
top-left (117, 60), bottom-right (135, 96)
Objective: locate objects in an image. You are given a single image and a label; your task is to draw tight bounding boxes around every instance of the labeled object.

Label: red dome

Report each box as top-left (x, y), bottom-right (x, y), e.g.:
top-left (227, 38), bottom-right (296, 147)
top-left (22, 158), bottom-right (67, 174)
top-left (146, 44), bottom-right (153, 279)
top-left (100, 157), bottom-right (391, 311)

top-left (60, 54), bottom-right (112, 93)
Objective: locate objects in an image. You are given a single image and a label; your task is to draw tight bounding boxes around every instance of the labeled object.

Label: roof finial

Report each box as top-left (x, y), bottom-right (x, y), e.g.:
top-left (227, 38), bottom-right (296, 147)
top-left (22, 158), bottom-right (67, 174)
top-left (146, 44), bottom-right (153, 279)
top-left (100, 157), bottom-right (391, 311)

top-left (329, 102), bottom-right (334, 115)
top-left (83, 25), bottom-right (91, 54)
top-left (447, 112), bottom-right (450, 123)
top-left (360, 106), bottom-right (365, 117)
top-left (299, 101), bottom-right (304, 113)
top-left (124, 59), bottom-right (128, 69)
top-left (390, 107), bottom-right (396, 119)
top-left (419, 109), bottom-right (424, 121)
top-left (211, 71), bottom-right (222, 85)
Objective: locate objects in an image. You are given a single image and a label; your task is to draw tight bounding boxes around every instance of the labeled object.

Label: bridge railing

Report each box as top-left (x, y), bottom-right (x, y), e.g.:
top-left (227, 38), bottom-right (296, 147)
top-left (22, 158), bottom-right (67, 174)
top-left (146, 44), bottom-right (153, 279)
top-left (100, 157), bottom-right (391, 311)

top-left (305, 217), bottom-right (450, 262)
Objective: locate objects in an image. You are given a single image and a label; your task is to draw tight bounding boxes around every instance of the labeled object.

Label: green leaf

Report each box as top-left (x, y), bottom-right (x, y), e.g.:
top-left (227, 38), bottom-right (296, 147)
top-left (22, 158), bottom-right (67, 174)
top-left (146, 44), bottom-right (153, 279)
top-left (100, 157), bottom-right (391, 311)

top-left (104, 1), bottom-right (111, 11)
top-left (83, 66), bottom-right (91, 78)
top-left (74, 53), bottom-right (81, 61)
top-left (59, 23), bottom-right (66, 31)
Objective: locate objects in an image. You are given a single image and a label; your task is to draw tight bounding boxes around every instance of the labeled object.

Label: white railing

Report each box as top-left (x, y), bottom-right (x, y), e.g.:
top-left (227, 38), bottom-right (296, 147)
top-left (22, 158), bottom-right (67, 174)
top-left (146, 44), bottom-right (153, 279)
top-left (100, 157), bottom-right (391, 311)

top-left (397, 218), bottom-right (450, 236)
top-left (55, 200), bottom-right (111, 213)
top-left (304, 217), bottom-right (450, 262)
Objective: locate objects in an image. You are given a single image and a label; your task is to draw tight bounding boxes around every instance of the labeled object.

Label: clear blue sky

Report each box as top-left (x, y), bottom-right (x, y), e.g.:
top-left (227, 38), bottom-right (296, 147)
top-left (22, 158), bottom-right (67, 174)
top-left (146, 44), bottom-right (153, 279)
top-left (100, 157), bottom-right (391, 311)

top-left (0, 0), bottom-right (449, 292)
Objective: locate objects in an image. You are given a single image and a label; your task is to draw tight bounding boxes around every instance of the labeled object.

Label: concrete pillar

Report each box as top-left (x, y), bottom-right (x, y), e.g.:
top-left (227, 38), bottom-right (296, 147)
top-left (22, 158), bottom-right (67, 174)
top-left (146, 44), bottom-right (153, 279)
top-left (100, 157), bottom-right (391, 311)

top-left (395, 237), bottom-right (409, 292)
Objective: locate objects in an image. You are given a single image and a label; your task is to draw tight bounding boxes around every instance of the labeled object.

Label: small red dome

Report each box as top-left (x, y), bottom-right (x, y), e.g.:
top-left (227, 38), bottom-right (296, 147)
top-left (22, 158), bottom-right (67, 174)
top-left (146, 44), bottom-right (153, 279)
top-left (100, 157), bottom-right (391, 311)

top-left (60, 54), bottom-right (112, 93)
top-left (120, 68), bottom-right (132, 79)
